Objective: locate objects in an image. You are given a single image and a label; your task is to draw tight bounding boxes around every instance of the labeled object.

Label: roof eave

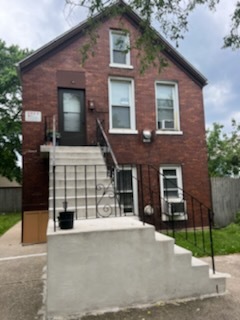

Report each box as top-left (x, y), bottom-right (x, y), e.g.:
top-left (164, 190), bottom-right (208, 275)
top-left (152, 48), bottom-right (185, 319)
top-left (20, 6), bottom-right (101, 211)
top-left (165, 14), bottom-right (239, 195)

top-left (18, 0), bottom-right (207, 87)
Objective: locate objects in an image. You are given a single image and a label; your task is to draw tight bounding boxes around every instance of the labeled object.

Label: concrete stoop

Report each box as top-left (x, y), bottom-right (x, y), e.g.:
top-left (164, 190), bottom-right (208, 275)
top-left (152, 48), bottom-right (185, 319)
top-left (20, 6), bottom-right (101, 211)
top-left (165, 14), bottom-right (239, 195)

top-left (47, 146), bottom-right (120, 218)
top-left (46, 217), bottom-right (227, 319)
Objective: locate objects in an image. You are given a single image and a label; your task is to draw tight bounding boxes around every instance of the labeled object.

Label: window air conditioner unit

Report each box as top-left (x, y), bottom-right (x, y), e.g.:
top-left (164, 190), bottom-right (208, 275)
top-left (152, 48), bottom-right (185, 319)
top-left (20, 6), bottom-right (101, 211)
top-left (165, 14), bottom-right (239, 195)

top-left (166, 201), bottom-right (186, 216)
top-left (159, 120), bottom-right (174, 129)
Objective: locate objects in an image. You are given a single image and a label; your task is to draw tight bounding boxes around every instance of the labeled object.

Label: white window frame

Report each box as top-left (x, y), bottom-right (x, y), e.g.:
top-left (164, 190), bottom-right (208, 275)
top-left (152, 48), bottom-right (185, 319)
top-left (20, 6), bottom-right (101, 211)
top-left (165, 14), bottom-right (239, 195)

top-left (160, 165), bottom-right (187, 221)
top-left (108, 77), bottom-right (137, 134)
top-left (109, 30), bottom-right (133, 69)
top-left (155, 81), bottom-right (182, 135)
top-left (115, 166), bottom-right (138, 216)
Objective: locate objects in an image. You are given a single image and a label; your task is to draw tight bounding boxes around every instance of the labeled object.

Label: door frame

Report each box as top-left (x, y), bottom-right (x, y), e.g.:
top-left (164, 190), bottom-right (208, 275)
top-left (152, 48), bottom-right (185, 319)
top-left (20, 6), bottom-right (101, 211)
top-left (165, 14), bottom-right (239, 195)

top-left (58, 88), bottom-right (86, 146)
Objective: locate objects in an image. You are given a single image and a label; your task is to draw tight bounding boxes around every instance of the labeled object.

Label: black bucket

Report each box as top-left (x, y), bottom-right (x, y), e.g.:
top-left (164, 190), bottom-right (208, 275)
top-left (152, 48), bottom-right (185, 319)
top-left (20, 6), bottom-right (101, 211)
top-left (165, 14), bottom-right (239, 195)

top-left (58, 211), bottom-right (74, 229)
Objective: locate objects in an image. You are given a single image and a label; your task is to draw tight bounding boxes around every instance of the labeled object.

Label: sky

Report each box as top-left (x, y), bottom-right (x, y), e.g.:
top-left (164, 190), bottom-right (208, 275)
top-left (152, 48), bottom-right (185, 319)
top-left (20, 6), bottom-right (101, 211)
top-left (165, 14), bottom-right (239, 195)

top-left (0, 0), bottom-right (239, 133)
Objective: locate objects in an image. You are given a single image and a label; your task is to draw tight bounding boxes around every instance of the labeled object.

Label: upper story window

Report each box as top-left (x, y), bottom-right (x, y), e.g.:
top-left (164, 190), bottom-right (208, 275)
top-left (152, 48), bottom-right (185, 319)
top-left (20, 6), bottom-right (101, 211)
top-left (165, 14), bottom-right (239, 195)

top-left (109, 77), bottom-right (136, 134)
top-left (156, 82), bottom-right (181, 133)
top-left (110, 30), bottom-right (131, 67)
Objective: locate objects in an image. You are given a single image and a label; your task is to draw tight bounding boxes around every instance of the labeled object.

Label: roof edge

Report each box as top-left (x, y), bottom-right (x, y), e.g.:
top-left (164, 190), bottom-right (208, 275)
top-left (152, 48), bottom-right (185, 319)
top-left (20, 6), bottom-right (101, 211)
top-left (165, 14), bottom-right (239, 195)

top-left (18, 0), bottom-right (207, 87)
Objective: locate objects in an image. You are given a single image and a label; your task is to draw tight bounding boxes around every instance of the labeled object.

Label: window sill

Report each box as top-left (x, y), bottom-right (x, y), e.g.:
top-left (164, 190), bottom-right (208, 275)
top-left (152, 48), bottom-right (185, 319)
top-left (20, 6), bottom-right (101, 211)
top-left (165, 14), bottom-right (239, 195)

top-left (156, 130), bottom-right (183, 135)
top-left (109, 63), bottom-right (134, 69)
top-left (161, 213), bottom-right (188, 221)
top-left (109, 129), bottom-right (138, 134)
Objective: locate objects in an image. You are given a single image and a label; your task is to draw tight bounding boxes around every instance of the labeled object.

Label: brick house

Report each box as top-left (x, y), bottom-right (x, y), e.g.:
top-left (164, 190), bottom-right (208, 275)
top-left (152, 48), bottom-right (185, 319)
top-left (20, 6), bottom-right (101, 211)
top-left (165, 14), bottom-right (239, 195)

top-left (18, 1), bottom-right (211, 244)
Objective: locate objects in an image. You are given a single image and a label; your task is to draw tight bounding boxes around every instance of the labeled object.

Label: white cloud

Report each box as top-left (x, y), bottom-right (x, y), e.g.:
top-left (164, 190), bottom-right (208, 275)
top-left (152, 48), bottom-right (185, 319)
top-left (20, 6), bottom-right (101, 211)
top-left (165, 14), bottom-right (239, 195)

top-left (204, 80), bottom-right (234, 113)
top-left (0, 0), bottom-right (68, 49)
top-left (206, 0), bottom-right (238, 36)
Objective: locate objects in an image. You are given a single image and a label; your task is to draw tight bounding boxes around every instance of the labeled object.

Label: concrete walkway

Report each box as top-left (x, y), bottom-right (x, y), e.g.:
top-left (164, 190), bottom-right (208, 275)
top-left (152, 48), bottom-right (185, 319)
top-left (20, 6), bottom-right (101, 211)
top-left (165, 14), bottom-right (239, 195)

top-left (0, 222), bottom-right (47, 320)
top-left (0, 222), bottom-right (240, 320)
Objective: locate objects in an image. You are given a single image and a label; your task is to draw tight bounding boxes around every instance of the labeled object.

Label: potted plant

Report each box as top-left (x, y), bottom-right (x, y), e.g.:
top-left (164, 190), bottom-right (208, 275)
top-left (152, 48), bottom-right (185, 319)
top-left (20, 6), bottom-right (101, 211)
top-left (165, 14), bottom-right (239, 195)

top-left (58, 201), bottom-right (74, 230)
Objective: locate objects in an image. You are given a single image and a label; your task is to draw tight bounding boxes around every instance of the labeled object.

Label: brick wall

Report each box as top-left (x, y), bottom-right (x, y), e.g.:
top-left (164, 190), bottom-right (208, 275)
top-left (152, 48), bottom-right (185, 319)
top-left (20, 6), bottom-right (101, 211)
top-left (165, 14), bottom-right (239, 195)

top-left (21, 15), bottom-right (211, 224)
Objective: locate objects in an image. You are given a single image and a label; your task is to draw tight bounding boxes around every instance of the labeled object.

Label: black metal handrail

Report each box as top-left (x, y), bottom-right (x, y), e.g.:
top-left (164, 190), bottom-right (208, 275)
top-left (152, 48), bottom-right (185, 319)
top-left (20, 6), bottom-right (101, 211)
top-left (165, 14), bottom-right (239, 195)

top-left (51, 161), bottom-right (215, 272)
top-left (144, 164), bottom-right (215, 273)
top-left (96, 118), bottom-right (119, 172)
top-left (109, 163), bottom-right (215, 273)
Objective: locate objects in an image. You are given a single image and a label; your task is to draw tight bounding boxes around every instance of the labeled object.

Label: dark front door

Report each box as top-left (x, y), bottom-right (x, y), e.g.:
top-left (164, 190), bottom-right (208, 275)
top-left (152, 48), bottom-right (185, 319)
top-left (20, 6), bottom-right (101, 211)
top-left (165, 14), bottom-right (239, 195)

top-left (59, 89), bottom-right (86, 146)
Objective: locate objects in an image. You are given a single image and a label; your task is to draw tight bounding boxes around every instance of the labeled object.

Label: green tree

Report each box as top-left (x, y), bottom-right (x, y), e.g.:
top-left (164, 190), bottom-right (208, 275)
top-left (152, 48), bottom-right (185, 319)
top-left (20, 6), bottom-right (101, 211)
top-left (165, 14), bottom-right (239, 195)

top-left (223, 2), bottom-right (240, 49)
top-left (65, 0), bottom-right (240, 71)
top-left (0, 40), bottom-right (30, 183)
top-left (207, 120), bottom-right (240, 177)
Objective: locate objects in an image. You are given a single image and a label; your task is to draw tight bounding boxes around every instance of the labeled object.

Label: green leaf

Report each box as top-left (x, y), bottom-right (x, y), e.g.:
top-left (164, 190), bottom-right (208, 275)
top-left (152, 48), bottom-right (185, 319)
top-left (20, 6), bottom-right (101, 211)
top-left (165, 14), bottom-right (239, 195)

top-left (0, 40), bottom-right (31, 183)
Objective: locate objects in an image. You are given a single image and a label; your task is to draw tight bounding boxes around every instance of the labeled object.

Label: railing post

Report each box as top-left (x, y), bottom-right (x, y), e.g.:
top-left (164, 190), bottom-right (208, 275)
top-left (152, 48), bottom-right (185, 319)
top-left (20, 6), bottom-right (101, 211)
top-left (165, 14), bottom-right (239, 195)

top-left (53, 164), bottom-right (56, 232)
top-left (84, 165), bottom-right (88, 219)
top-left (63, 165), bottom-right (66, 211)
top-left (52, 115), bottom-right (56, 231)
top-left (208, 209), bottom-right (216, 274)
top-left (74, 165), bottom-right (78, 220)
top-left (139, 165), bottom-right (145, 225)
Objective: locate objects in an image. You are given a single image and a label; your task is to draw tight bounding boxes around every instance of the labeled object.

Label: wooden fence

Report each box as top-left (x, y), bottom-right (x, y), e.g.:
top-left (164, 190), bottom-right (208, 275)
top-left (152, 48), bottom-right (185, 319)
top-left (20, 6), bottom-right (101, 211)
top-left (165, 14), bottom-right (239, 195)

top-left (211, 177), bottom-right (240, 227)
top-left (0, 187), bottom-right (22, 213)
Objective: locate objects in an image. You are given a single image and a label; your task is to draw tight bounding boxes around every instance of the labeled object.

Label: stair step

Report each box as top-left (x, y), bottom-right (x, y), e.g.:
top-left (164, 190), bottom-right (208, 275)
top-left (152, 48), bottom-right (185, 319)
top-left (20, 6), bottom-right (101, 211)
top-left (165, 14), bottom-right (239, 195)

top-left (49, 178), bottom-right (112, 188)
top-left (174, 244), bottom-right (192, 255)
top-left (174, 244), bottom-right (192, 265)
top-left (49, 195), bottom-right (120, 207)
top-left (50, 165), bottom-right (108, 173)
top-left (49, 204), bottom-right (122, 218)
top-left (50, 153), bottom-right (104, 159)
top-left (49, 171), bottom-right (108, 179)
top-left (191, 256), bottom-right (208, 267)
top-left (50, 158), bottom-right (105, 165)
top-left (51, 146), bottom-right (102, 153)
top-left (49, 187), bottom-right (115, 197)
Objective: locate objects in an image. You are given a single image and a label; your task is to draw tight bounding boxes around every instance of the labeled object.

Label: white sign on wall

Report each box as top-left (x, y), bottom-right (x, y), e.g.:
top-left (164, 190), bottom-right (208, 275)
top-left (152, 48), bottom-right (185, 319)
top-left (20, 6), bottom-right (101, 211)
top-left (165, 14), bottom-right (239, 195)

top-left (25, 111), bottom-right (42, 122)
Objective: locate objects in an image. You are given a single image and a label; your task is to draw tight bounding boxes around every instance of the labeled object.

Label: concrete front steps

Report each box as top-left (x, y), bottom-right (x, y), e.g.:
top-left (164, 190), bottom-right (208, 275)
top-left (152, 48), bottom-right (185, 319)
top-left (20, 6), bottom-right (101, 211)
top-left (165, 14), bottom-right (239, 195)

top-left (47, 217), bottom-right (228, 319)
top-left (47, 146), bottom-right (121, 219)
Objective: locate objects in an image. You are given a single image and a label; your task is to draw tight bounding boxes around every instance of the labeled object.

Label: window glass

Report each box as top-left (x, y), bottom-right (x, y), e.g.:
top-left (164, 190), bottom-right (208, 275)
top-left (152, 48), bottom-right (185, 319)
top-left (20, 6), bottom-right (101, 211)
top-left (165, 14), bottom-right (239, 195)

top-left (117, 169), bottom-right (134, 213)
top-left (111, 31), bottom-right (129, 65)
top-left (64, 114), bottom-right (80, 132)
top-left (111, 81), bottom-right (129, 106)
top-left (162, 168), bottom-right (179, 199)
top-left (112, 106), bottom-right (130, 128)
top-left (63, 93), bottom-right (81, 132)
top-left (117, 170), bottom-right (133, 190)
top-left (110, 79), bottom-right (133, 130)
top-left (156, 83), bottom-right (178, 130)
top-left (157, 85), bottom-right (174, 104)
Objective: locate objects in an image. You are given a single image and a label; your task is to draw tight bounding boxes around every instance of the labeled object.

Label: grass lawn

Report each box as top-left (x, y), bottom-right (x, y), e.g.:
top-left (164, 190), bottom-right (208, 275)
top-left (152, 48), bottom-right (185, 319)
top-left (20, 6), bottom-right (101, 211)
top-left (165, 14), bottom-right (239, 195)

top-left (0, 212), bottom-right (21, 237)
top-left (173, 223), bottom-right (240, 257)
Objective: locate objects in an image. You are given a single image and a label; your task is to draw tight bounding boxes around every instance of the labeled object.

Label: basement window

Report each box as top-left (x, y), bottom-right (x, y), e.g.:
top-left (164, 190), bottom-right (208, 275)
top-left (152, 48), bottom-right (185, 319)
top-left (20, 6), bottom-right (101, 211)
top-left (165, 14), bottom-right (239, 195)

top-left (116, 166), bottom-right (138, 215)
top-left (160, 165), bottom-right (187, 221)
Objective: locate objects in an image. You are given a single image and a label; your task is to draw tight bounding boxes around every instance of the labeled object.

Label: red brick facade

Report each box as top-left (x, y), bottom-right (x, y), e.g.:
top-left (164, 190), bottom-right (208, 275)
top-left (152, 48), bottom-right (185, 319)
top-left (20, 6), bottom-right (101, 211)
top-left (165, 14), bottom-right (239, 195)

top-left (20, 11), bottom-right (211, 226)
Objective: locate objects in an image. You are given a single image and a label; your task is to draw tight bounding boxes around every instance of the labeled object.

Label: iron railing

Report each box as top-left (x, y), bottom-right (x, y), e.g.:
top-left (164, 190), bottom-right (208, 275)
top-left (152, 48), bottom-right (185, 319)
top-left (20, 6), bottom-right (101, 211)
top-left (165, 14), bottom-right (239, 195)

top-left (96, 118), bottom-right (119, 175)
top-left (50, 161), bottom-right (215, 272)
top-left (49, 118), bottom-right (215, 271)
top-left (50, 164), bottom-right (124, 219)
top-left (134, 164), bottom-right (215, 273)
